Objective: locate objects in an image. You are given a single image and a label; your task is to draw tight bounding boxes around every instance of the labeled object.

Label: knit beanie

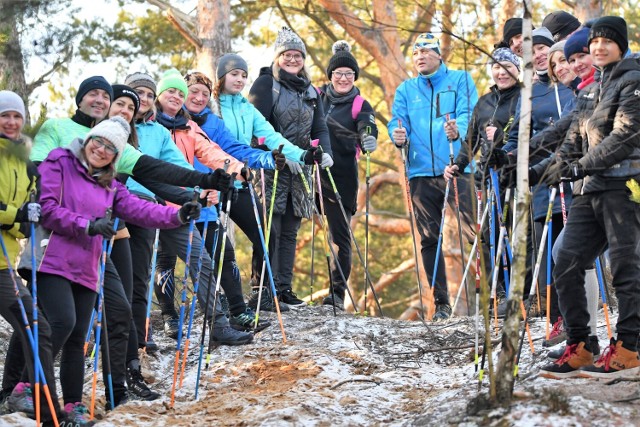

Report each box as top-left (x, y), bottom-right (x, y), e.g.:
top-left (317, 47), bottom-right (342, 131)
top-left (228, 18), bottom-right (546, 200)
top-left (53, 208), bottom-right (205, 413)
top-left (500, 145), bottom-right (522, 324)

top-left (124, 72), bottom-right (157, 95)
top-left (0, 91), bottom-right (26, 121)
top-left (542, 11), bottom-right (581, 42)
top-left (111, 84), bottom-right (140, 117)
top-left (157, 69), bottom-right (189, 98)
top-left (532, 27), bottom-right (555, 47)
top-left (491, 47), bottom-right (521, 70)
top-left (502, 18), bottom-right (523, 44)
top-left (84, 116), bottom-right (130, 164)
top-left (564, 27), bottom-right (590, 60)
top-left (215, 54), bottom-right (248, 80)
top-left (274, 27), bottom-right (306, 58)
top-left (326, 41), bottom-right (359, 80)
top-left (75, 76), bottom-right (113, 107)
top-left (413, 32), bottom-right (441, 55)
top-left (589, 16), bottom-right (628, 56)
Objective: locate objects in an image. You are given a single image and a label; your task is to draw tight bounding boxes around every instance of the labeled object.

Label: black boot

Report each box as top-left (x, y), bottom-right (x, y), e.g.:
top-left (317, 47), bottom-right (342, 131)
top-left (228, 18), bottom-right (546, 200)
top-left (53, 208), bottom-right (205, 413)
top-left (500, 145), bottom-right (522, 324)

top-left (247, 288), bottom-right (290, 312)
top-left (126, 360), bottom-right (160, 401)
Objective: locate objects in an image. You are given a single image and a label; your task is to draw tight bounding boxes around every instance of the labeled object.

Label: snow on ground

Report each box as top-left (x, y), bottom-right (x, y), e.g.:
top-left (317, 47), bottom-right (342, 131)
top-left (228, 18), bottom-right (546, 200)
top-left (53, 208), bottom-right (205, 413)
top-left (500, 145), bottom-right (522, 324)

top-left (1, 303), bottom-right (639, 426)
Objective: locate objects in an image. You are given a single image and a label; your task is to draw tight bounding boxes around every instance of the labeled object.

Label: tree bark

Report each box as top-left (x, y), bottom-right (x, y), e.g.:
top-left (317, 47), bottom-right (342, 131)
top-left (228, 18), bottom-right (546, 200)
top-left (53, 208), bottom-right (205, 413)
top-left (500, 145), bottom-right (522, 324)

top-left (0, 0), bottom-right (28, 120)
top-left (196, 0), bottom-right (231, 79)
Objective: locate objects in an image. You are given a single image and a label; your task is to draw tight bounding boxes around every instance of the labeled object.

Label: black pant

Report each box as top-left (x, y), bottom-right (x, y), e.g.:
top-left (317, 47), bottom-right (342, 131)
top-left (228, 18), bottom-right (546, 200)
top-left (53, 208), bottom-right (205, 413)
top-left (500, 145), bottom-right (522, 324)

top-left (534, 213), bottom-right (563, 321)
top-left (409, 175), bottom-right (477, 306)
top-left (554, 191), bottom-right (640, 349)
top-left (0, 269), bottom-right (60, 421)
top-left (128, 222), bottom-right (157, 347)
top-left (269, 194), bottom-right (302, 291)
top-left (322, 197), bottom-right (351, 299)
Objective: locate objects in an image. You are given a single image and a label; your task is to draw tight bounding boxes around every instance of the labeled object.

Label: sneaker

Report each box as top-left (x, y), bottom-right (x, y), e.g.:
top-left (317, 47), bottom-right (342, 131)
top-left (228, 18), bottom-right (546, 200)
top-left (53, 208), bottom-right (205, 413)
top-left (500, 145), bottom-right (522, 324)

top-left (126, 361), bottom-right (160, 401)
top-left (6, 382), bottom-right (34, 417)
top-left (163, 315), bottom-right (180, 340)
top-left (322, 294), bottom-right (345, 311)
top-left (219, 294), bottom-right (230, 317)
top-left (105, 390), bottom-right (130, 411)
top-left (63, 402), bottom-right (95, 426)
top-left (230, 308), bottom-right (271, 332)
top-left (247, 289), bottom-right (290, 313)
top-left (548, 335), bottom-right (600, 360)
top-left (211, 325), bottom-right (253, 346)
top-left (279, 289), bottom-right (305, 306)
top-left (539, 341), bottom-right (593, 379)
top-left (579, 339), bottom-right (640, 379)
top-left (543, 317), bottom-right (567, 347)
top-left (432, 304), bottom-right (452, 321)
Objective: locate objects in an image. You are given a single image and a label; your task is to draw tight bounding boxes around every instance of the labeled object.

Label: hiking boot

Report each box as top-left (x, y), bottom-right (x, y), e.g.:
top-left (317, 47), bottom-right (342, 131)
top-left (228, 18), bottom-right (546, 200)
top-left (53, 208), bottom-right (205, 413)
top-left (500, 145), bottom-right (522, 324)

top-left (230, 308), bottom-right (271, 332)
top-left (144, 334), bottom-right (159, 354)
top-left (432, 304), bottom-right (452, 321)
top-left (322, 294), bottom-right (345, 311)
top-left (543, 317), bottom-right (567, 347)
top-left (126, 361), bottom-right (160, 401)
top-left (279, 289), bottom-right (305, 306)
top-left (62, 402), bottom-right (95, 426)
top-left (163, 315), bottom-right (180, 340)
top-left (212, 325), bottom-right (253, 346)
top-left (548, 335), bottom-right (600, 360)
top-left (6, 382), bottom-right (34, 417)
top-left (247, 289), bottom-right (290, 313)
top-left (539, 341), bottom-right (593, 379)
top-left (579, 339), bottom-right (640, 379)
top-left (105, 389), bottom-right (130, 411)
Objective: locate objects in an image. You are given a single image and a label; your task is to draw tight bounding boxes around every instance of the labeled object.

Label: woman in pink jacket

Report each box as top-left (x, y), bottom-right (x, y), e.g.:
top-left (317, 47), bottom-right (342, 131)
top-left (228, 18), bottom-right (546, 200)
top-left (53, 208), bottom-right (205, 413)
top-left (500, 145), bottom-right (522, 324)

top-left (35, 116), bottom-right (199, 423)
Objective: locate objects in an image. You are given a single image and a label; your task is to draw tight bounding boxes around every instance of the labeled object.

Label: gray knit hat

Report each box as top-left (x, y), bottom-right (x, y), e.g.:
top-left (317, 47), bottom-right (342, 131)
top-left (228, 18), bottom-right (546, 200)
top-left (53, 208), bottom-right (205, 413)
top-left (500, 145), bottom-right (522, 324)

top-left (216, 54), bottom-right (249, 79)
top-left (84, 116), bottom-right (130, 164)
top-left (124, 72), bottom-right (157, 95)
top-left (0, 91), bottom-right (26, 121)
top-left (274, 27), bottom-right (306, 58)
top-left (532, 27), bottom-right (555, 47)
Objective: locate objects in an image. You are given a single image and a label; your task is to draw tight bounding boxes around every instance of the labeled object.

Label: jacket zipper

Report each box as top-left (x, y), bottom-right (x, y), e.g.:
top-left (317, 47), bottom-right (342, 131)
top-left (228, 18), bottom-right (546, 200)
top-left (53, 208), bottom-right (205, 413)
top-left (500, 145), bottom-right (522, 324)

top-left (428, 80), bottom-right (436, 176)
top-left (13, 170), bottom-right (18, 201)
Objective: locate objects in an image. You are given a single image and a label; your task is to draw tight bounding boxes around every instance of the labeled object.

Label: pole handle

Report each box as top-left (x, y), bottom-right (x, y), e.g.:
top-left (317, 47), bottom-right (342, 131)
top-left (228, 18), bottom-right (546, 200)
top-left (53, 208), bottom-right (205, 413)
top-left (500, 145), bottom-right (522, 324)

top-left (257, 136), bottom-right (266, 146)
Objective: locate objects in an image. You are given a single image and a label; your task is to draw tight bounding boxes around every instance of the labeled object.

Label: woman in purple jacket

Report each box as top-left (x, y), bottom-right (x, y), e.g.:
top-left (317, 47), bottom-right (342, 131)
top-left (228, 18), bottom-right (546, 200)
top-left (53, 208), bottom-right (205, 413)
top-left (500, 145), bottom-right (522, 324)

top-left (34, 116), bottom-right (199, 422)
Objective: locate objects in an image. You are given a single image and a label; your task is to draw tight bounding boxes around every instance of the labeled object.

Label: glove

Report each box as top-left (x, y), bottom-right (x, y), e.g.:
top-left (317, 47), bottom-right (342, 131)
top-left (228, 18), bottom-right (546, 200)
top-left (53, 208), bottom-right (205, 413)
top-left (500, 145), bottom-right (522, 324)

top-left (241, 166), bottom-right (254, 182)
top-left (543, 160), bottom-right (585, 186)
top-left (362, 135), bottom-right (377, 153)
top-left (203, 169), bottom-right (234, 192)
top-left (15, 202), bottom-right (41, 223)
top-left (178, 201), bottom-right (202, 223)
top-left (302, 146), bottom-right (322, 165)
top-left (272, 149), bottom-right (286, 171)
top-left (528, 167), bottom-right (540, 186)
top-left (286, 159), bottom-right (303, 175)
top-left (320, 153), bottom-right (334, 169)
top-left (486, 148), bottom-right (511, 168)
top-left (87, 217), bottom-right (117, 239)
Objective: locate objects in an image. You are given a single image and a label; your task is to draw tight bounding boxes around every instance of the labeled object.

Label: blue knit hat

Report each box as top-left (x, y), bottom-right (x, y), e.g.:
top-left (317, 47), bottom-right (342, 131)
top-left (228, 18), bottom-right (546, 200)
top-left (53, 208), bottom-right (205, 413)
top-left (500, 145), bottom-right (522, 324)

top-left (564, 27), bottom-right (590, 60)
top-left (491, 48), bottom-right (520, 70)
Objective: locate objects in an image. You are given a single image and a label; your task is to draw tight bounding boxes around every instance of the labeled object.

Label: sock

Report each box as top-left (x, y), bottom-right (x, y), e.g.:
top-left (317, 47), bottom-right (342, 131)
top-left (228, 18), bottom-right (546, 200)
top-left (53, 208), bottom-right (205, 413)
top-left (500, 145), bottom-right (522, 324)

top-left (585, 268), bottom-right (599, 335)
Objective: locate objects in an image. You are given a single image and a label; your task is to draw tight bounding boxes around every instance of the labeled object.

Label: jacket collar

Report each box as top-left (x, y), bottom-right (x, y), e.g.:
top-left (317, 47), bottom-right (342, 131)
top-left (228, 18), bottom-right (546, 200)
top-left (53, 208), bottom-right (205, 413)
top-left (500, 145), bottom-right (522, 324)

top-left (417, 62), bottom-right (448, 85)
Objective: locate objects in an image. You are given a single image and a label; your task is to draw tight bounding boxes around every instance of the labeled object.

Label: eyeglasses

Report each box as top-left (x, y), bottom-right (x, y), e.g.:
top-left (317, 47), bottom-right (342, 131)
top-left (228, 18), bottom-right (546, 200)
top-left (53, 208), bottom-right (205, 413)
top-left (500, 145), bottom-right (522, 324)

top-left (91, 137), bottom-right (118, 156)
top-left (135, 90), bottom-right (156, 101)
top-left (281, 52), bottom-right (304, 62)
top-left (332, 71), bottom-right (356, 79)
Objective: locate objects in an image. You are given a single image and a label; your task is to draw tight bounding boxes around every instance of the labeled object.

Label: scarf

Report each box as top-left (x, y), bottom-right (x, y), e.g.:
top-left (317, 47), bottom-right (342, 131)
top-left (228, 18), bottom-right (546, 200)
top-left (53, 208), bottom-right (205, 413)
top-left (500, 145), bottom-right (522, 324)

top-left (277, 68), bottom-right (311, 93)
top-left (325, 84), bottom-right (358, 105)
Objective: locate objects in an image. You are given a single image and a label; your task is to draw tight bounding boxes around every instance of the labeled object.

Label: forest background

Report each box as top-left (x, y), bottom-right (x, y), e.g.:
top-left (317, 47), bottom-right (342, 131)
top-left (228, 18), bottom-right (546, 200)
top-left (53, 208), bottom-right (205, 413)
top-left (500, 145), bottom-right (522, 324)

top-left (1, 0), bottom-right (638, 321)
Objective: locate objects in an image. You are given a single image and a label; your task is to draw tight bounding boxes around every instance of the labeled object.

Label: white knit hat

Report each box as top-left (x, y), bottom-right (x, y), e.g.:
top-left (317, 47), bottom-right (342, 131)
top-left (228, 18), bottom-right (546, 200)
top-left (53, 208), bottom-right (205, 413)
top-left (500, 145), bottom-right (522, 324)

top-left (0, 91), bottom-right (26, 121)
top-left (84, 116), bottom-right (130, 164)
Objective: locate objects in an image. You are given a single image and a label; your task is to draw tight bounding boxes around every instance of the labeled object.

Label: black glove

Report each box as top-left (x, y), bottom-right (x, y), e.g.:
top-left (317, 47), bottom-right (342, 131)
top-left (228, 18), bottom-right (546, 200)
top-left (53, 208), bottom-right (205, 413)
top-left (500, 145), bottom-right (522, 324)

top-left (87, 217), bottom-right (117, 238)
top-left (178, 201), bottom-right (202, 223)
top-left (272, 149), bottom-right (286, 171)
top-left (302, 146), bottom-right (322, 165)
top-left (486, 148), bottom-right (511, 168)
top-left (15, 202), bottom-right (41, 223)
top-left (543, 160), bottom-right (585, 186)
top-left (240, 166), bottom-right (254, 183)
top-left (528, 167), bottom-right (540, 186)
top-left (202, 168), bottom-right (234, 192)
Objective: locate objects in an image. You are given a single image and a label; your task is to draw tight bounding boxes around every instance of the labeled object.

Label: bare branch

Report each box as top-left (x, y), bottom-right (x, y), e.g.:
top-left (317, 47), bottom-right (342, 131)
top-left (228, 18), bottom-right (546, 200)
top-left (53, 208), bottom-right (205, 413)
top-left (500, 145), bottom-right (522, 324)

top-left (166, 10), bottom-right (201, 49)
top-left (25, 45), bottom-right (74, 96)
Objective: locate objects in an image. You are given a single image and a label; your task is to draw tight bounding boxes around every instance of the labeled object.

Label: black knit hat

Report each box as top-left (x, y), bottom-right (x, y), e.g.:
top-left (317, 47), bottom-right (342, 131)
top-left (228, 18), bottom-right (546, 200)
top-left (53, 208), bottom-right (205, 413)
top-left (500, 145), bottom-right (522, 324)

top-left (75, 76), bottom-right (113, 107)
top-left (326, 40), bottom-right (359, 80)
top-left (589, 16), bottom-right (628, 56)
top-left (542, 11), bottom-right (581, 42)
top-left (111, 84), bottom-right (140, 117)
top-left (502, 18), bottom-right (523, 44)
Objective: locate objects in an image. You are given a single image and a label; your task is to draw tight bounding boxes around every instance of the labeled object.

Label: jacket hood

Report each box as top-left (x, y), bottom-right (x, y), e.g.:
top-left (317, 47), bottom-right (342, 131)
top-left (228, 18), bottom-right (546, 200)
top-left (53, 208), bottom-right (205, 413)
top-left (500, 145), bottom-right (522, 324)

top-left (0, 134), bottom-right (32, 161)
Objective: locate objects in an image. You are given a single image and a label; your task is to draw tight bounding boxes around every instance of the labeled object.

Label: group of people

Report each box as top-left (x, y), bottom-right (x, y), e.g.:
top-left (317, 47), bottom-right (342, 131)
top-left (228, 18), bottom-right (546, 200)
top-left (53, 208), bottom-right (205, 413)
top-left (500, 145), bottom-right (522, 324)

top-left (0, 26), bottom-right (377, 426)
top-left (0, 10), bottom-right (639, 426)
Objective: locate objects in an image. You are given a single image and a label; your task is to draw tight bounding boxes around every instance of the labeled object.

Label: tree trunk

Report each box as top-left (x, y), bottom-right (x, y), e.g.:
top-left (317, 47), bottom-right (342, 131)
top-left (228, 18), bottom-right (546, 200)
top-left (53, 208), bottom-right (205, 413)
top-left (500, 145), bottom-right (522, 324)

top-left (572, 0), bottom-right (602, 22)
top-left (494, 0), bottom-right (534, 406)
top-left (196, 0), bottom-right (231, 78)
top-left (0, 1), bottom-right (29, 120)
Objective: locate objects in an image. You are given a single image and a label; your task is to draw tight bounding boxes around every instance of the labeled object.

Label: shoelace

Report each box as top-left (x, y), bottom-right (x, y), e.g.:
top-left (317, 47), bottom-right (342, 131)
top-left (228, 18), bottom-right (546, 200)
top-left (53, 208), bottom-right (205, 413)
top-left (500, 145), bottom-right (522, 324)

top-left (594, 343), bottom-right (616, 371)
top-left (555, 343), bottom-right (578, 366)
top-left (549, 318), bottom-right (564, 338)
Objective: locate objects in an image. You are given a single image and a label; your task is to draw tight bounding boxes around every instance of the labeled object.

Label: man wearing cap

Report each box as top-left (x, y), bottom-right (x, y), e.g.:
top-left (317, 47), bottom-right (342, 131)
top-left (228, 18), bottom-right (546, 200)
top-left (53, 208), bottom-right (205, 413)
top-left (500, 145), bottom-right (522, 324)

top-left (542, 11), bottom-right (581, 42)
top-left (388, 33), bottom-right (479, 321)
top-left (501, 18), bottom-right (525, 57)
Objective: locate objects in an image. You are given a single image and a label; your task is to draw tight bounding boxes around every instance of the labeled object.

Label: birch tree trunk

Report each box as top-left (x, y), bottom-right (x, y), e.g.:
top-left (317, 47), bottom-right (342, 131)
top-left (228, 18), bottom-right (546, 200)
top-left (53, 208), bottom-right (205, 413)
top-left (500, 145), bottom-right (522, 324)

top-left (494, 0), bottom-right (534, 406)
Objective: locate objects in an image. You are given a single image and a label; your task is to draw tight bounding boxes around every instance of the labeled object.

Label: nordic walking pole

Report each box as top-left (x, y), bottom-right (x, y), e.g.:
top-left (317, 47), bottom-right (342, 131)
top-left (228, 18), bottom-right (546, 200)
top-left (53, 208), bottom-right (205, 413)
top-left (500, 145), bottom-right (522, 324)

top-left (28, 193), bottom-right (41, 425)
top-left (397, 119), bottom-right (426, 319)
top-left (363, 126), bottom-right (372, 313)
top-left (143, 228), bottom-right (160, 353)
top-left (90, 210), bottom-right (116, 419)
top-left (195, 187), bottom-right (223, 399)
top-left (316, 141), bottom-right (383, 316)
top-left (545, 203), bottom-right (553, 340)
top-left (474, 189), bottom-right (482, 374)
top-left (179, 209), bottom-right (210, 388)
top-left (83, 309), bottom-right (95, 357)
top-left (246, 177), bottom-right (287, 339)
top-left (170, 188), bottom-right (200, 408)
top-left (310, 170), bottom-right (317, 304)
top-left (595, 256), bottom-right (613, 340)
top-left (0, 232), bottom-right (59, 427)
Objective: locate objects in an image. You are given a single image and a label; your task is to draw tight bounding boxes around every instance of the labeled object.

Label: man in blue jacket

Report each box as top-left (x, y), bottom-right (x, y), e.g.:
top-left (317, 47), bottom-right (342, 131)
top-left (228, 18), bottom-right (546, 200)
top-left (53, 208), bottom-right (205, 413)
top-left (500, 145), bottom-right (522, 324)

top-left (388, 33), bottom-right (479, 321)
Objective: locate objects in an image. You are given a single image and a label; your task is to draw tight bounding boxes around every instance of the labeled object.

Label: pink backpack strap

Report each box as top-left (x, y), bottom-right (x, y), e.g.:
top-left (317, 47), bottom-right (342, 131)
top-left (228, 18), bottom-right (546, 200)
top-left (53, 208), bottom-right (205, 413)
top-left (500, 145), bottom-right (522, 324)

top-left (352, 95), bottom-right (364, 120)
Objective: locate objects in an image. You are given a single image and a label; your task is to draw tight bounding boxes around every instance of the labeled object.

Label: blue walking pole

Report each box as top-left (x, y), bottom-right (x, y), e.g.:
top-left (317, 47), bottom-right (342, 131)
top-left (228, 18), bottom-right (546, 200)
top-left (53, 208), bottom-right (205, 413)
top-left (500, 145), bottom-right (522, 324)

top-left (143, 228), bottom-right (160, 352)
top-left (0, 232), bottom-right (59, 426)
top-left (595, 257), bottom-right (613, 340)
top-left (28, 193), bottom-right (42, 424)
